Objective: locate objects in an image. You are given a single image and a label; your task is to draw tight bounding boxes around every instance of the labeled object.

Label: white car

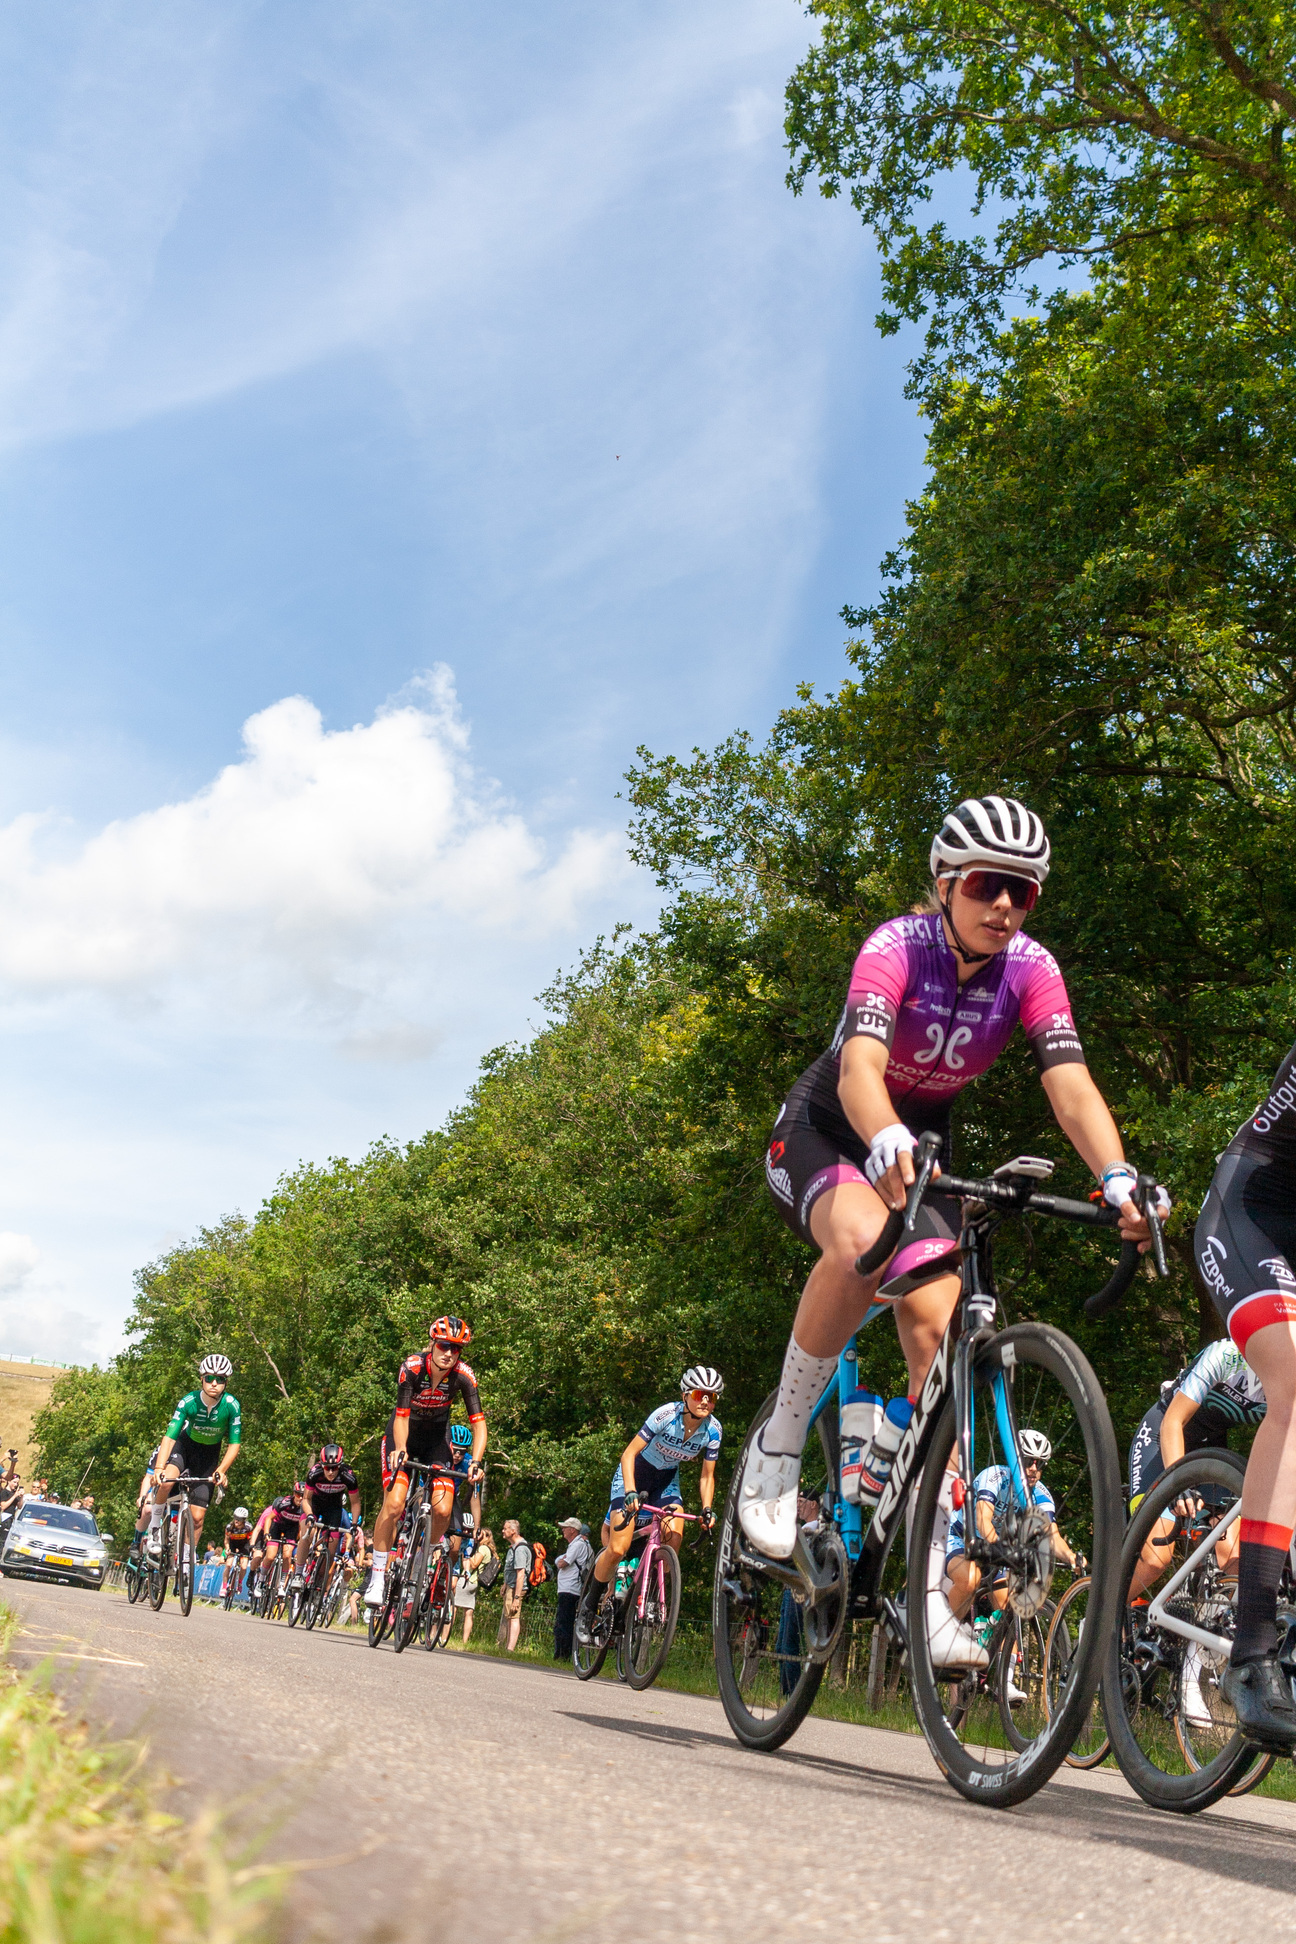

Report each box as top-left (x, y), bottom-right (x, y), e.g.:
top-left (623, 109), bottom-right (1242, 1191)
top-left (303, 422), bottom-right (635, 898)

top-left (2, 1503), bottom-right (112, 1589)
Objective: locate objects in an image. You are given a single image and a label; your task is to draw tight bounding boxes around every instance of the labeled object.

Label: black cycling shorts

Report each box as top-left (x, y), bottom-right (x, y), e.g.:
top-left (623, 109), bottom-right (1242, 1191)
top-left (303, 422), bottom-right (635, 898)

top-left (1195, 1148), bottom-right (1296, 1353)
top-left (267, 1521), bottom-right (301, 1545)
top-left (381, 1413), bottom-right (454, 1490)
top-left (168, 1432), bottom-right (222, 1506)
top-left (311, 1498), bottom-right (347, 1531)
top-left (225, 1535), bottom-right (253, 1556)
top-left (764, 1078), bottom-right (959, 1294)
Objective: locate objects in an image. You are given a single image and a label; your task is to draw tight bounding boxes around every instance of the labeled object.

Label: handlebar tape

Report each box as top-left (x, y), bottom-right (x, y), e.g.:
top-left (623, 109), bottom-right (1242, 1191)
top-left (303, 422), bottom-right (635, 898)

top-left (1083, 1239), bottom-right (1142, 1319)
top-left (855, 1207), bottom-right (904, 1279)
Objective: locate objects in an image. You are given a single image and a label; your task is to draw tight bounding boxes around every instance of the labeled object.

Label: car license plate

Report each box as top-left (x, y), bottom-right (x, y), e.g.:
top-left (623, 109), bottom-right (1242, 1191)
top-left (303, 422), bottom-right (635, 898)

top-left (44, 1553), bottom-right (75, 1566)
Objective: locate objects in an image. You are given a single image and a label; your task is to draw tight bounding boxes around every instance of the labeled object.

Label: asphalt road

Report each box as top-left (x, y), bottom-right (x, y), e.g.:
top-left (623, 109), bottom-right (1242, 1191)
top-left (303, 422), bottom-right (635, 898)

top-left (5, 1576), bottom-right (1295, 1943)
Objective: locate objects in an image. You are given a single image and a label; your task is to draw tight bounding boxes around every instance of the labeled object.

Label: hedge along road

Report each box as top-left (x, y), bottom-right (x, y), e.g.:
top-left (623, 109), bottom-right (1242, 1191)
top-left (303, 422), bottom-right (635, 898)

top-left (4, 1578), bottom-right (1296, 1944)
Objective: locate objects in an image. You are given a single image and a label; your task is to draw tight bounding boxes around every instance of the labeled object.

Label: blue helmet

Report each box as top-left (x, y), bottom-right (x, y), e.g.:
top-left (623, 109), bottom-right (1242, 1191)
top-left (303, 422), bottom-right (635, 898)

top-left (448, 1423), bottom-right (473, 1450)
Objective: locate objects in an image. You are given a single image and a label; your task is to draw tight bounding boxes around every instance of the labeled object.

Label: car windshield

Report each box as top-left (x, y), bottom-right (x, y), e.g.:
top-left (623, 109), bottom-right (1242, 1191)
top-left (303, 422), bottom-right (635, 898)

top-left (16, 1507), bottom-right (98, 1535)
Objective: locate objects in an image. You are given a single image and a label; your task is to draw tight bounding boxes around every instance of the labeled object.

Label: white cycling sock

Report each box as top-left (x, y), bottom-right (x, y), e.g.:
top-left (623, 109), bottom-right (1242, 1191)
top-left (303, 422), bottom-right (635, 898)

top-left (761, 1334), bottom-right (837, 1457)
top-left (370, 1550), bottom-right (388, 1573)
top-left (148, 1504), bottom-right (165, 1529)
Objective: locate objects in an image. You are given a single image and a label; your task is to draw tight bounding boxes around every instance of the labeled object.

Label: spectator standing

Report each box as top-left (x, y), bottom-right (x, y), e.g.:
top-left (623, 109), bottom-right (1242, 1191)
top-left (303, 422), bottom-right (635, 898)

top-left (553, 1516), bottom-right (593, 1662)
top-left (454, 1526), bottom-right (496, 1648)
top-left (499, 1518), bottom-right (533, 1652)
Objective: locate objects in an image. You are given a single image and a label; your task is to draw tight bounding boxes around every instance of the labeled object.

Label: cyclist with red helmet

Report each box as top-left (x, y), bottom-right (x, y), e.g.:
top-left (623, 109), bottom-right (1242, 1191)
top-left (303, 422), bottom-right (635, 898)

top-left (293, 1442), bottom-right (361, 1587)
top-left (364, 1315), bottom-right (486, 1608)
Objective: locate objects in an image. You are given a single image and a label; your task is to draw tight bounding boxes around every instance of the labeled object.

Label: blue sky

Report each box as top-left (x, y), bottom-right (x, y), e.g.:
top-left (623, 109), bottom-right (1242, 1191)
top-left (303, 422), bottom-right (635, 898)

top-left (0, 0), bottom-right (927, 1361)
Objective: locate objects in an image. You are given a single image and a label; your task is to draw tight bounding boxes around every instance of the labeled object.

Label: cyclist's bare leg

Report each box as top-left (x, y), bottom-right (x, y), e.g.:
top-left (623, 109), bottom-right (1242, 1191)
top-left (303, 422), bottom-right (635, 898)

top-left (594, 1506), bottom-right (640, 1583)
top-left (660, 1508), bottom-right (685, 1554)
top-left (428, 1482), bottom-right (455, 1546)
top-left (801, 1183), bottom-right (961, 1394)
top-left (374, 1475), bottom-right (410, 1553)
top-left (946, 1555), bottom-right (980, 1619)
top-left (1236, 1322), bottom-right (1296, 1526)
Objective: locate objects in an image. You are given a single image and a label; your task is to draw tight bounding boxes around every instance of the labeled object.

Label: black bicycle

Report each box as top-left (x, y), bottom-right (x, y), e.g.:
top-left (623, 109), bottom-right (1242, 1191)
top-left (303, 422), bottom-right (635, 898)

top-left (368, 1461), bottom-right (462, 1652)
top-left (713, 1134), bottom-right (1165, 1807)
top-left (147, 1472), bottom-right (217, 1617)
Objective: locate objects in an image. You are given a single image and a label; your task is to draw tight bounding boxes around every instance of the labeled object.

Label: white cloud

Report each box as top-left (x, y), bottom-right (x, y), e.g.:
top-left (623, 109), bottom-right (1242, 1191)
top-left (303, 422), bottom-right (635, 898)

top-left (0, 1233), bottom-right (38, 1292)
top-left (0, 668), bottom-right (626, 1013)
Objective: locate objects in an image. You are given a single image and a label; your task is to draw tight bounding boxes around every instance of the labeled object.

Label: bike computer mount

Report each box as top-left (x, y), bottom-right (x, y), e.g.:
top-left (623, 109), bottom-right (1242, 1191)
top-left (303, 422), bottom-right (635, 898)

top-left (992, 1156), bottom-right (1055, 1181)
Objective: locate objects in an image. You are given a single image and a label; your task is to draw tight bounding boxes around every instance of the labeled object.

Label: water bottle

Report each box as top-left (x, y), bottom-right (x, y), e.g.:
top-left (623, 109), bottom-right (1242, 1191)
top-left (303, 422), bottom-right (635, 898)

top-left (615, 1557), bottom-right (634, 1596)
top-left (858, 1397), bottom-right (915, 1501)
top-left (839, 1387), bottom-right (883, 1504)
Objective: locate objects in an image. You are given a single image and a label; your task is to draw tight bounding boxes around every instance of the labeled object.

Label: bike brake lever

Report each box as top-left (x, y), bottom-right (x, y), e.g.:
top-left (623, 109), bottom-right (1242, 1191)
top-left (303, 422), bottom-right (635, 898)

top-left (904, 1134), bottom-right (941, 1233)
top-left (1139, 1172), bottom-right (1169, 1278)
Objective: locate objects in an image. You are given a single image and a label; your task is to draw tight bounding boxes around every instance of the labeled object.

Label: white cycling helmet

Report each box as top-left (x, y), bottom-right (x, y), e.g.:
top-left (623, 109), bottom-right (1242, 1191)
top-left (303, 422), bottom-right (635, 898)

top-left (682, 1365), bottom-right (724, 1397)
top-left (233, 1506), bottom-right (249, 1519)
top-left (198, 1352), bottom-right (233, 1379)
top-left (1018, 1428), bottom-right (1052, 1465)
top-left (930, 796), bottom-right (1051, 884)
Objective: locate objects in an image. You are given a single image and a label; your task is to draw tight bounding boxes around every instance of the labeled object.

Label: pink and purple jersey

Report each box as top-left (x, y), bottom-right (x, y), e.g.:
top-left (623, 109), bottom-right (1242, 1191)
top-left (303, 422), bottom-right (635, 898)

top-left (834, 911), bottom-right (1084, 1108)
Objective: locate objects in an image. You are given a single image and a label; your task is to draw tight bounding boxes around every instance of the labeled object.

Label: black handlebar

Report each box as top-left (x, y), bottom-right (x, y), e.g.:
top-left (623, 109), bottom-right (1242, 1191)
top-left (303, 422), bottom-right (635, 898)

top-left (853, 1133), bottom-right (1167, 1317)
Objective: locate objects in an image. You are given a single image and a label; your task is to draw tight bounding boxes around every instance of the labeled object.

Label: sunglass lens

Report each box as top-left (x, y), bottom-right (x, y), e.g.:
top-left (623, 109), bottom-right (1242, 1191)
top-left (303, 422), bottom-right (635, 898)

top-left (963, 870), bottom-right (1038, 912)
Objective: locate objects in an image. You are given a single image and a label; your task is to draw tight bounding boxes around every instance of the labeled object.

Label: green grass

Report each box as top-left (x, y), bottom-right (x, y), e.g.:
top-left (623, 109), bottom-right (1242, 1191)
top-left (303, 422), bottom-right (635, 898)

top-left (0, 1602), bottom-right (283, 1943)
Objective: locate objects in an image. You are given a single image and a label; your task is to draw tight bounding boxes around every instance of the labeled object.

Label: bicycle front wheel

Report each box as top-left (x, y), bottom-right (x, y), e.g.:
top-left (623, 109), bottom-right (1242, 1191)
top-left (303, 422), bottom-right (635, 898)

top-left (1046, 1577), bottom-right (1110, 1768)
top-left (907, 1321), bottom-right (1121, 1807)
top-left (176, 1506), bottom-right (196, 1617)
top-left (393, 1539), bottom-right (428, 1653)
top-left (1102, 1450), bottom-right (1253, 1812)
top-left (624, 1546), bottom-right (682, 1691)
top-left (713, 1389), bottom-right (845, 1751)
top-left (125, 1559), bottom-right (145, 1605)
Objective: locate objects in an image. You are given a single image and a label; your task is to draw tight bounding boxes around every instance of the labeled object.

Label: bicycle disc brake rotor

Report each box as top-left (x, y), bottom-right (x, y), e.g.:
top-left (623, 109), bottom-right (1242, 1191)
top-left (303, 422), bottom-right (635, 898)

top-left (801, 1525), bottom-right (849, 1664)
top-left (1005, 1507), bottom-right (1054, 1619)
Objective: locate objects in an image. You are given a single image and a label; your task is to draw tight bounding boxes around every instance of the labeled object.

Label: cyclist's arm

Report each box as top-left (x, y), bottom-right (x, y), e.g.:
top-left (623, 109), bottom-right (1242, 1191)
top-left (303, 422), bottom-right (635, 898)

top-left (216, 1441), bottom-right (240, 1484)
top-left (618, 1434), bottom-right (648, 1502)
top-left (837, 1038), bottom-right (921, 1206)
top-left (1039, 1066), bottom-right (1151, 1245)
top-left (390, 1408), bottom-right (410, 1461)
top-left (154, 1434), bottom-right (177, 1476)
top-left (699, 1456), bottom-right (717, 1513)
top-left (1158, 1391), bottom-right (1200, 1470)
top-left (975, 1497), bottom-right (998, 1543)
top-left (348, 1488), bottom-right (361, 1520)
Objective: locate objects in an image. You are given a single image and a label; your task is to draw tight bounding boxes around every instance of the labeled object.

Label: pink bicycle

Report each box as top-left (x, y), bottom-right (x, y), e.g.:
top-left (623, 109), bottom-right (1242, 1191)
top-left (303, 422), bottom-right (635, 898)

top-left (574, 1504), bottom-right (703, 1690)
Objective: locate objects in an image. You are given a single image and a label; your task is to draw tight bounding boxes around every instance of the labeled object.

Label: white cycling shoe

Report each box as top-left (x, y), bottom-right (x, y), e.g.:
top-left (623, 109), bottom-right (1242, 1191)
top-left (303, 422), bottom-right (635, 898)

top-left (363, 1569), bottom-right (386, 1607)
top-left (737, 1433), bottom-right (802, 1560)
top-left (926, 1592), bottom-right (990, 1671)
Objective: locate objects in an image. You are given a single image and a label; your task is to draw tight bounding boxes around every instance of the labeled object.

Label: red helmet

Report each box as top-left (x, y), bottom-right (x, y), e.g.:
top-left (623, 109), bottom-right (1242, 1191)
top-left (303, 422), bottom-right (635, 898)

top-left (428, 1315), bottom-right (471, 1348)
top-left (320, 1442), bottom-right (344, 1466)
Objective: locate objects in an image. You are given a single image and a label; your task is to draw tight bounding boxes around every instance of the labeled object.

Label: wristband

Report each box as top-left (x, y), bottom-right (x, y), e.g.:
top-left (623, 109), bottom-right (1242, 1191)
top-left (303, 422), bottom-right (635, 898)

top-left (1101, 1164), bottom-right (1138, 1210)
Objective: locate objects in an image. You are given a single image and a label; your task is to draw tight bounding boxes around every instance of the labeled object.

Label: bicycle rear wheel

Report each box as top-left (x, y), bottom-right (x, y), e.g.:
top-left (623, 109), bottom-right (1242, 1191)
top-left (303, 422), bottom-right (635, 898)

top-left (624, 1545), bottom-right (682, 1691)
top-left (125, 1559), bottom-right (145, 1605)
top-left (1046, 1576), bottom-right (1110, 1767)
top-left (1103, 1450), bottom-right (1253, 1812)
top-left (907, 1321), bottom-right (1121, 1807)
top-left (713, 1390), bottom-right (846, 1751)
top-left (573, 1567), bottom-right (613, 1680)
top-left (367, 1573), bottom-right (397, 1648)
top-left (422, 1555), bottom-right (451, 1651)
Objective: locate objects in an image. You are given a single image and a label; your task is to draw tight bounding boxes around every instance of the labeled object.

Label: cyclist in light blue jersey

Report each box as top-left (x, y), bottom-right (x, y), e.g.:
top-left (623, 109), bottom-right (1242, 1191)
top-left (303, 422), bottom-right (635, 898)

top-left (575, 1366), bottom-right (723, 1645)
top-left (945, 1430), bottom-right (1078, 1622)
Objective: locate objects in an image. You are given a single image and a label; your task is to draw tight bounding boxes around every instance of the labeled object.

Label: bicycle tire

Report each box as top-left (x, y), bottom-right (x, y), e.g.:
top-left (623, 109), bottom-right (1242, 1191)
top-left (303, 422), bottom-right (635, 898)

top-left (367, 1576), bottom-right (397, 1648)
top-left (1046, 1576), bottom-right (1110, 1768)
top-left (422, 1554), bottom-right (451, 1652)
top-left (148, 1527), bottom-right (169, 1611)
top-left (907, 1321), bottom-right (1122, 1807)
top-left (125, 1559), bottom-right (145, 1605)
top-left (223, 1565), bottom-right (239, 1611)
top-left (996, 1606), bottom-right (1050, 1751)
top-left (573, 1566), bottom-right (613, 1680)
top-left (393, 1534), bottom-right (429, 1653)
top-left (713, 1389), bottom-right (840, 1751)
top-left (177, 1505), bottom-right (196, 1617)
top-left (624, 1543), bottom-right (682, 1691)
top-left (1103, 1450), bottom-right (1254, 1812)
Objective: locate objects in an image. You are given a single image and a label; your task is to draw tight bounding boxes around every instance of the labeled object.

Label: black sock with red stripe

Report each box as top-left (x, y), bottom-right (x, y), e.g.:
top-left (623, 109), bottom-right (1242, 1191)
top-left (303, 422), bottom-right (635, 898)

top-left (1233, 1520), bottom-right (1294, 1664)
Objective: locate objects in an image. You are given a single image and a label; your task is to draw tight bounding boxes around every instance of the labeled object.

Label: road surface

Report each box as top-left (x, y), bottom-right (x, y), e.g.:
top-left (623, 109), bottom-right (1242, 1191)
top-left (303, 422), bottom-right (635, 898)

top-left (5, 1576), bottom-right (1294, 1942)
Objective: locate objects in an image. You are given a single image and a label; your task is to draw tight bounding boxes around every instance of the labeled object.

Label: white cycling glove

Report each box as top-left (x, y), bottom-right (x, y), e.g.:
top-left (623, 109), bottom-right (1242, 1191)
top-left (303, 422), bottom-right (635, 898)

top-left (865, 1122), bottom-right (917, 1186)
top-left (1102, 1165), bottom-right (1171, 1218)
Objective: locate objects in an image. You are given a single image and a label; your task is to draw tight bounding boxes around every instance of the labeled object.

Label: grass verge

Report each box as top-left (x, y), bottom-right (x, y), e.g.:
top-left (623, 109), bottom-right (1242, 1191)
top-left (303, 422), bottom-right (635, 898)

top-left (0, 1602), bottom-right (283, 1942)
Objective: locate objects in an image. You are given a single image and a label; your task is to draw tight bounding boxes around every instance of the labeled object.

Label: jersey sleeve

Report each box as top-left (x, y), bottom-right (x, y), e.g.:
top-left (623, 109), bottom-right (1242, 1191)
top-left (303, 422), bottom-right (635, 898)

top-left (165, 1393), bottom-right (194, 1439)
top-left (839, 920), bottom-right (916, 1053)
top-left (705, 1419), bottom-right (722, 1460)
top-left (1015, 944), bottom-right (1087, 1071)
top-left (975, 1465), bottom-right (1006, 1503)
top-left (638, 1403), bottom-right (672, 1444)
top-left (395, 1357), bottom-right (417, 1412)
top-left (456, 1363), bottom-right (485, 1423)
top-left (225, 1394), bottom-right (242, 1442)
top-left (1177, 1340), bottom-right (1234, 1407)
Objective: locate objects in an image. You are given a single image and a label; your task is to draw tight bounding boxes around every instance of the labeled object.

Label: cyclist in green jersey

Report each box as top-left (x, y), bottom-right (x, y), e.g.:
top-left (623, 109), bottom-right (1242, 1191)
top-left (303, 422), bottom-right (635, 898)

top-left (143, 1353), bottom-right (242, 1559)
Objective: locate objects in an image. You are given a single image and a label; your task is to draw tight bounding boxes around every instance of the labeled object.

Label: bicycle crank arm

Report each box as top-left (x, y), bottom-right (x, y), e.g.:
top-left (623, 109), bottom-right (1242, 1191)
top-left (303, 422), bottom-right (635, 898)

top-left (731, 1530), bottom-right (843, 1610)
